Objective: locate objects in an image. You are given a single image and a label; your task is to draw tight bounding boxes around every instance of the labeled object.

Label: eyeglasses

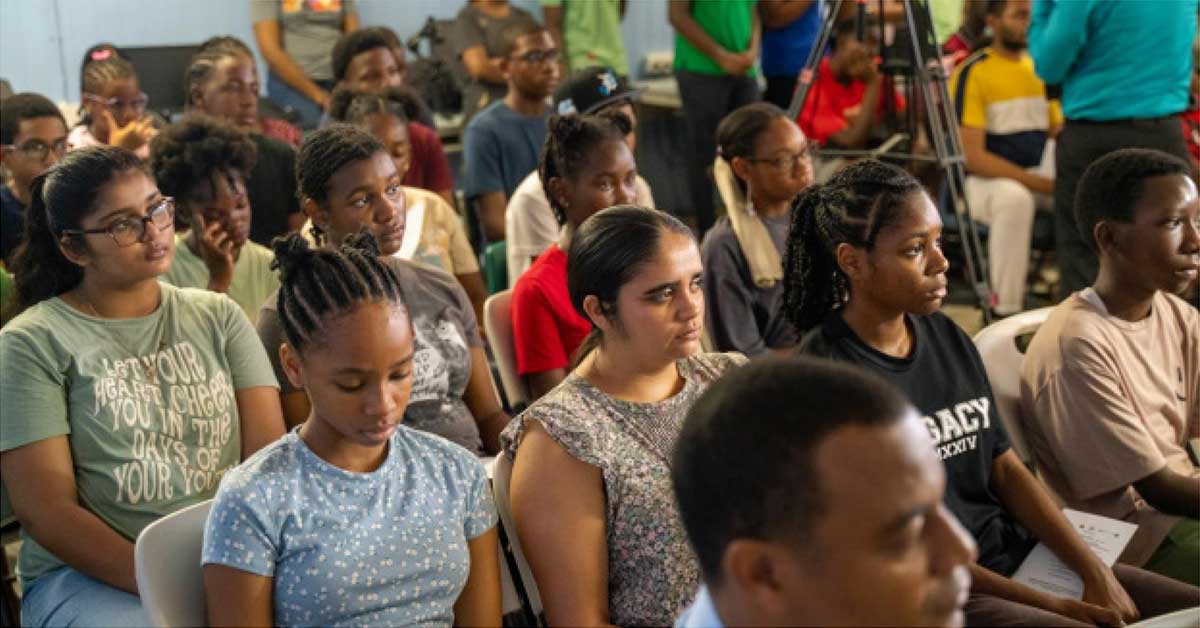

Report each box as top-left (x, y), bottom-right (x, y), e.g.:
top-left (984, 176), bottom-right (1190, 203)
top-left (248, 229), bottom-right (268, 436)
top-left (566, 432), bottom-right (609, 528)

top-left (513, 48), bottom-right (560, 65)
top-left (746, 144), bottom-right (818, 171)
top-left (83, 92), bottom-right (149, 113)
top-left (1, 138), bottom-right (67, 162)
top-left (62, 197), bottom-right (175, 247)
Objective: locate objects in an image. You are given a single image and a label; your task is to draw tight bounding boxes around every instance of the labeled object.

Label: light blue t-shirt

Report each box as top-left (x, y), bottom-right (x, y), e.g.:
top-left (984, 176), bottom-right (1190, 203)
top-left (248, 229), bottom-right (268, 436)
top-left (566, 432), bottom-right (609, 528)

top-left (201, 426), bottom-right (497, 627)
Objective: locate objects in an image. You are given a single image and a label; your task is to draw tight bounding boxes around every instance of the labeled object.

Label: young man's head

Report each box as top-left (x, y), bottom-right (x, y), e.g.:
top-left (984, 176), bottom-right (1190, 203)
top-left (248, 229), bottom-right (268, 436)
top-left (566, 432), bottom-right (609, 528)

top-left (985, 0), bottom-right (1032, 52)
top-left (830, 17), bottom-right (882, 82)
top-left (498, 22), bottom-right (560, 102)
top-left (674, 356), bottom-right (977, 627)
top-left (1076, 148), bottom-right (1199, 297)
top-left (331, 28), bottom-right (405, 93)
top-left (0, 92), bottom-right (69, 197)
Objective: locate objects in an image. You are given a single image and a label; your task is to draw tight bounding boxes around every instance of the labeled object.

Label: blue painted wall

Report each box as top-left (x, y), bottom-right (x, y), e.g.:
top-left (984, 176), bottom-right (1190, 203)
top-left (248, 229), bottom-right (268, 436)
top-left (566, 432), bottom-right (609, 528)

top-left (0, 0), bottom-right (676, 103)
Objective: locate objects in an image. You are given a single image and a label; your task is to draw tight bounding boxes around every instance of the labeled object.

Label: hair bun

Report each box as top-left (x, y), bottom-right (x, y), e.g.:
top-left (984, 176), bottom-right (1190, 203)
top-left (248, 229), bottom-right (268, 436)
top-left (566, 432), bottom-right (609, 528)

top-left (341, 230), bottom-right (383, 258)
top-left (270, 233), bottom-right (315, 277)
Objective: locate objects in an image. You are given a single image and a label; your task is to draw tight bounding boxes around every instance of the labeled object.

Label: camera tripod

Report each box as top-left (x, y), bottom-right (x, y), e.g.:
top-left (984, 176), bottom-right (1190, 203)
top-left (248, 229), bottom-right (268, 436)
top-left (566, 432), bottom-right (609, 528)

top-left (787, 0), bottom-right (995, 323)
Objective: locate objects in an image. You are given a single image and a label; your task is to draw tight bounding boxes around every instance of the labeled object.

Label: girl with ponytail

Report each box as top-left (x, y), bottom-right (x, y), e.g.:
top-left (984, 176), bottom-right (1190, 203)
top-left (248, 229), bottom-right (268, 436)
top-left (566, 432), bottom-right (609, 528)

top-left (501, 205), bottom-right (746, 627)
top-left (203, 233), bottom-right (500, 628)
top-left (0, 146), bottom-right (283, 627)
top-left (511, 111), bottom-right (639, 401)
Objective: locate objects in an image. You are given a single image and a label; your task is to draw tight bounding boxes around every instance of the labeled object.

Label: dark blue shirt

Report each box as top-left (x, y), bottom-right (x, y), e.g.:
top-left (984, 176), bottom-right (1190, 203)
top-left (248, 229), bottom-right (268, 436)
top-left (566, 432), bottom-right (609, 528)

top-left (760, 1), bottom-right (823, 77)
top-left (462, 101), bottom-right (550, 199)
top-left (1, 184), bottom-right (27, 266)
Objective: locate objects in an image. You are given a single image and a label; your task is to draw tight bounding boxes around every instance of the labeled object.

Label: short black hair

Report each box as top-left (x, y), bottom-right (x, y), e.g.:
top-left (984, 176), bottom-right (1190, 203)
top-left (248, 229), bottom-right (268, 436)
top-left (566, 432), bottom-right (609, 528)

top-left (149, 113), bottom-right (257, 227)
top-left (0, 92), bottom-right (66, 144)
top-left (672, 356), bottom-right (912, 584)
top-left (1074, 148), bottom-right (1193, 252)
top-left (497, 20), bottom-right (548, 59)
top-left (331, 28), bottom-right (393, 83)
top-left (984, 0), bottom-right (1008, 17)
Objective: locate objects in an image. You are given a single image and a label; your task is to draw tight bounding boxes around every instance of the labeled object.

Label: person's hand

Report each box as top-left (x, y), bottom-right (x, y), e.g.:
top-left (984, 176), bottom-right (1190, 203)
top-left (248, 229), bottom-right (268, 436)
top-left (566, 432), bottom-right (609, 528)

top-left (312, 88), bottom-right (332, 110)
top-left (1082, 567), bottom-right (1139, 625)
top-left (716, 49), bottom-right (755, 76)
top-left (1049, 596), bottom-right (1125, 627)
top-left (102, 109), bottom-right (156, 152)
top-left (1025, 174), bottom-right (1055, 196)
top-left (195, 215), bottom-right (236, 294)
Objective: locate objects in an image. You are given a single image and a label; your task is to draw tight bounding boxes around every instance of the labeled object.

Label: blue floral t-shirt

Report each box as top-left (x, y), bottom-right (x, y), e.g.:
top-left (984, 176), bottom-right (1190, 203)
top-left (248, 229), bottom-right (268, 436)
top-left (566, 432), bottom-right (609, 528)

top-left (201, 426), bottom-right (497, 627)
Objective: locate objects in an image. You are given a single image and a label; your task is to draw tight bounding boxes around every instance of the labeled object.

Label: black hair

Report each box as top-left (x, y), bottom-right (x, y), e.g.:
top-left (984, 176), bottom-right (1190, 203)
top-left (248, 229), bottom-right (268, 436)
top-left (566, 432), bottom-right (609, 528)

top-left (184, 36), bottom-right (255, 108)
top-left (328, 86), bottom-right (411, 127)
top-left (497, 20), bottom-right (549, 59)
top-left (271, 231), bottom-right (406, 355)
top-left (984, 0), bottom-right (1008, 17)
top-left (782, 159), bottom-right (925, 333)
top-left (716, 102), bottom-right (789, 193)
top-left (149, 113), bottom-right (257, 228)
top-left (567, 205), bottom-right (692, 357)
top-left (538, 111), bottom-right (633, 224)
top-left (80, 43), bottom-right (123, 87)
top-left (11, 146), bottom-right (145, 309)
top-left (673, 355), bottom-right (912, 584)
top-left (81, 55), bottom-right (136, 97)
top-left (0, 92), bottom-right (66, 144)
top-left (331, 28), bottom-right (394, 83)
top-left (1075, 148), bottom-right (1193, 253)
top-left (295, 123), bottom-right (385, 244)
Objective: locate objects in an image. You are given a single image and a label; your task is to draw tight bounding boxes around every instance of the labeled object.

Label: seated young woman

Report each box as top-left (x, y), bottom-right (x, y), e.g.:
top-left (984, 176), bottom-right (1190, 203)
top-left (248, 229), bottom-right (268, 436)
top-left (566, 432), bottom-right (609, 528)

top-left (511, 112), bottom-right (639, 401)
top-left (152, 114), bottom-right (279, 323)
top-left (786, 159), bottom-right (1200, 626)
top-left (327, 86), bottom-right (488, 326)
top-left (704, 102), bottom-right (814, 356)
top-left (502, 205), bottom-right (746, 627)
top-left (69, 49), bottom-right (157, 160)
top-left (256, 124), bottom-right (509, 454)
top-left (203, 233), bottom-right (500, 627)
top-left (0, 146), bottom-right (284, 627)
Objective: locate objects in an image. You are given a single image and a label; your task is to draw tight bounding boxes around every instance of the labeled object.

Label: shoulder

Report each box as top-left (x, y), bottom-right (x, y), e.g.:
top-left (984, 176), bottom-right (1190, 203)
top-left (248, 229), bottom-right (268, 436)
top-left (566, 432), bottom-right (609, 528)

top-left (240, 240), bottom-right (277, 267)
top-left (0, 299), bottom-right (67, 345)
top-left (511, 171), bottom-right (545, 199)
top-left (396, 256), bottom-right (469, 304)
top-left (394, 426), bottom-right (485, 479)
top-left (1155, 291), bottom-right (1200, 332)
top-left (700, 218), bottom-right (739, 256)
top-left (252, 133), bottom-right (295, 159)
top-left (216, 433), bottom-right (300, 496)
top-left (164, 283), bottom-right (240, 316)
top-left (683, 351), bottom-right (748, 381)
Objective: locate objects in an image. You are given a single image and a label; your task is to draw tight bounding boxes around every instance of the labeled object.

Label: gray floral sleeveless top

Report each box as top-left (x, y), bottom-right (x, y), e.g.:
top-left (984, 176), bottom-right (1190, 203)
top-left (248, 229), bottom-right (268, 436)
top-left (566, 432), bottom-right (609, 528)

top-left (500, 352), bottom-right (746, 627)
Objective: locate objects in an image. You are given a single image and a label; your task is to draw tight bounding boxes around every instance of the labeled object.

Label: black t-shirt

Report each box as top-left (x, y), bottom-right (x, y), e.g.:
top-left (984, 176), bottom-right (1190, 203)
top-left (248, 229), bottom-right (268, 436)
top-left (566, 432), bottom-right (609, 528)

top-left (247, 134), bottom-right (300, 246)
top-left (799, 310), bottom-right (1037, 577)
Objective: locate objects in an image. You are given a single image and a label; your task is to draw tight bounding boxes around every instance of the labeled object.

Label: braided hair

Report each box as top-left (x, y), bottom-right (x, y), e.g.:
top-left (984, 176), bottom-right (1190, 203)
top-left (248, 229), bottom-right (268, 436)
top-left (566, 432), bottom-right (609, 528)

top-left (149, 113), bottom-right (257, 229)
top-left (271, 231), bottom-right (406, 355)
top-left (782, 159), bottom-right (925, 333)
top-left (79, 54), bottom-right (137, 123)
top-left (295, 124), bottom-right (385, 245)
top-left (184, 36), bottom-right (255, 108)
top-left (328, 86), bottom-right (410, 127)
top-left (537, 111), bottom-right (633, 225)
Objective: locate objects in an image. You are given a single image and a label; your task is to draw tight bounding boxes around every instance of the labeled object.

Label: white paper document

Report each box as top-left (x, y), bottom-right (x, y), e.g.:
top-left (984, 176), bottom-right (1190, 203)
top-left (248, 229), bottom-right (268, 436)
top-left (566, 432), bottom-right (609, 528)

top-left (1010, 509), bottom-right (1138, 599)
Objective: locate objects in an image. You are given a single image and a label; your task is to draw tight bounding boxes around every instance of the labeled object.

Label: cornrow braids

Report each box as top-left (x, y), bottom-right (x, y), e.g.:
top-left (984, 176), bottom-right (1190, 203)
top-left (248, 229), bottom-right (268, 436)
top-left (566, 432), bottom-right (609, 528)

top-left (184, 38), bottom-right (254, 108)
top-left (271, 231), bottom-right (406, 355)
top-left (81, 56), bottom-right (136, 97)
top-left (328, 86), bottom-right (409, 127)
top-left (782, 159), bottom-right (925, 333)
top-left (295, 124), bottom-right (385, 245)
top-left (537, 110), bottom-right (633, 224)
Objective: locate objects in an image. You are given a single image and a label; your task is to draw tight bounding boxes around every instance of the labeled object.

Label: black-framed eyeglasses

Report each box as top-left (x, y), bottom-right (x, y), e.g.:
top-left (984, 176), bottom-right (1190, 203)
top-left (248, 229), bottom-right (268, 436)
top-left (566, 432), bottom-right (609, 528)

top-left (61, 197), bottom-right (175, 247)
top-left (513, 48), bottom-right (560, 65)
top-left (746, 143), bottom-right (818, 171)
top-left (1, 138), bottom-right (67, 162)
top-left (83, 92), bottom-right (149, 113)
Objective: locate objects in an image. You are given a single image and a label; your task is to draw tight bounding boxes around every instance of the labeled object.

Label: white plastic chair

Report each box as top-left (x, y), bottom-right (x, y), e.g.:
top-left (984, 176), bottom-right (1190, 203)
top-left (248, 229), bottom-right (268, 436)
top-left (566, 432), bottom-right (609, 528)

top-left (972, 307), bottom-right (1052, 468)
top-left (134, 500), bottom-right (212, 628)
top-left (491, 452), bottom-right (544, 625)
top-left (484, 290), bottom-right (529, 410)
top-left (1128, 607), bottom-right (1200, 628)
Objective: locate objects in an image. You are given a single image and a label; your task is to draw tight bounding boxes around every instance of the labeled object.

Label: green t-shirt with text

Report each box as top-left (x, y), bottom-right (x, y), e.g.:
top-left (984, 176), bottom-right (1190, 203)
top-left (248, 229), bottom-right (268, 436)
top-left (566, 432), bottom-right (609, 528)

top-left (674, 0), bottom-right (758, 76)
top-left (161, 233), bottom-right (280, 324)
top-left (0, 284), bottom-right (278, 587)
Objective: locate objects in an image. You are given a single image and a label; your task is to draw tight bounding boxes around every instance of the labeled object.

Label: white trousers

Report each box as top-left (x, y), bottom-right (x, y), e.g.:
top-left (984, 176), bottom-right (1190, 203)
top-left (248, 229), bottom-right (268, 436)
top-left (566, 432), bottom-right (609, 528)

top-left (964, 176), bottom-right (1047, 314)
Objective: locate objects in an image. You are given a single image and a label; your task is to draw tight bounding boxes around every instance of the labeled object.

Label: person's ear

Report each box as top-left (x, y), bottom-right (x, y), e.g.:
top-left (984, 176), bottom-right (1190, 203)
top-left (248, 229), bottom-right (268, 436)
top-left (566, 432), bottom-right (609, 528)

top-left (499, 56), bottom-right (512, 81)
top-left (835, 242), bottom-right (867, 282)
top-left (303, 196), bottom-right (329, 233)
top-left (546, 176), bottom-right (570, 212)
top-left (582, 294), bottom-right (615, 334)
top-left (1093, 220), bottom-right (1121, 257)
top-left (722, 540), bottom-right (790, 615)
top-left (730, 156), bottom-right (754, 185)
top-left (57, 234), bottom-right (90, 268)
top-left (280, 343), bottom-right (306, 391)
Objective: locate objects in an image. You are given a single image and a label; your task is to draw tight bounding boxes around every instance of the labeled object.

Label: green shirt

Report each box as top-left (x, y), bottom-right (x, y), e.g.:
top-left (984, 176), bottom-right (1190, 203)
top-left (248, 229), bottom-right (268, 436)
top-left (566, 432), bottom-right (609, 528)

top-left (161, 233), bottom-right (280, 324)
top-left (0, 265), bottom-right (14, 327)
top-left (673, 0), bottom-right (758, 76)
top-left (541, 0), bottom-right (628, 75)
top-left (0, 284), bottom-right (278, 587)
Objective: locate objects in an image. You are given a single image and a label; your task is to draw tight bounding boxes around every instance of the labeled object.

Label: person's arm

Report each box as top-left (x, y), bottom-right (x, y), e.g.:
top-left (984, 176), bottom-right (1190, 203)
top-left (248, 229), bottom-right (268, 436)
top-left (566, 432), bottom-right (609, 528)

top-left (1134, 467), bottom-right (1200, 518)
top-left (543, 2), bottom-right (566, 62)
top-left (453, 527), bottom-right (502, 627)
top-left (668, 1), bottom-right (752, 75)
top-left (235, 386), bottom-right (285, 458)
top-left (461, 46), bottom-right (509, 85)
top-left (252, 19), bottom-right (330, 108)
top-left (510, 421), bottom-right (616, 627)
top-left (0, 437), bottom-right (139, 593)
top-left (746, 5), bottom-right (762, 60)
top-left (203, 565), bottom-right (273, 627)
top-left (190, 218), bottom-right (236, 294)
top-left (342, 9), bottom-right (358, 32)
top-left (1027, 0), bottom-right (1091, 86)
top-left (759, 0), bottom-right (816, 29)
top-left (960, 127), bottom-right (1054, 195)
top-left (827, 72), bottom-right (882, 149)
top-left (991, 450), bottom-right (1139, 624)
top-left (476, 191), bottom-right (508, 242)
top-left (527, 369), bottom-right (567, 401)
top-left (965, 563), bottom-right (1123, 626)
top-left (464, 346), bottom-right (511, 455)
top-left (457, 271), bottom-right (489, 335)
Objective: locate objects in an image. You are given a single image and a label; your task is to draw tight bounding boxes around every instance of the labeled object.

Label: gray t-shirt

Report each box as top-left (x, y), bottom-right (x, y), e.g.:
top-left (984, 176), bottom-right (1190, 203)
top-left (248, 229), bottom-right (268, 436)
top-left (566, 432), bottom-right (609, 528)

top-left (454, 3), bottom-right (538, 121)
top-left (249, 0), bottom-right (356, 81)
top-left (257, 257), bottom-right (486, 452)
top-left (700, 214), bottom-right (798, 356)
top-left (203, 426), bottom-right (497, 627)
top-left (0, 284), bottom-right (278, 587)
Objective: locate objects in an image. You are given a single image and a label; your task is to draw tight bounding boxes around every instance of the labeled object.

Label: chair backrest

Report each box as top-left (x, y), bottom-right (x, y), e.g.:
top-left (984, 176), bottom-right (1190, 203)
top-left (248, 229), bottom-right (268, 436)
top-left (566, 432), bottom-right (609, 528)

top-left (135, 500), bottom-right (212, 628)
top-left (972, 307), bottom-right (1052, 468)
top-left (492, 452), bottom-right (544, 622)
top-left (483, 290), bottom-right (529, 409)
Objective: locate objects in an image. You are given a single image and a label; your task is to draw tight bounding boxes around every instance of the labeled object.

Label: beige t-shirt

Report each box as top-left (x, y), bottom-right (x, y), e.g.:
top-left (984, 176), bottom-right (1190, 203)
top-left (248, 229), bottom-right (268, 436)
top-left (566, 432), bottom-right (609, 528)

top-left (1020, 289), bottom-right (1200, 565)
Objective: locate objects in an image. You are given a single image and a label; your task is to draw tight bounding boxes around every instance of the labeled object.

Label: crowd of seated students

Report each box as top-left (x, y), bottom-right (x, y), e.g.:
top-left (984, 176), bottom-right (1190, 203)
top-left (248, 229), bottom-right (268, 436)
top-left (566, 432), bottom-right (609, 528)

top-left (0, 1), bottom-right (1198, 626)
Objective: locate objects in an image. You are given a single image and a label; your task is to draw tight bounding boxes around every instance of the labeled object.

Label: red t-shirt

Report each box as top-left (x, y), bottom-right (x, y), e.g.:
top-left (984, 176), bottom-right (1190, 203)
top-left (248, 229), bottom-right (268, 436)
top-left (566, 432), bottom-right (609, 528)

top-left (405, 122), bottom-right (454, 195)
top-left (511, 244), bottom-right (591, 375)
top-left (1183, 108), bottom-right (1199, 166)
top-left (797, 57), bottom-right (905, 145)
